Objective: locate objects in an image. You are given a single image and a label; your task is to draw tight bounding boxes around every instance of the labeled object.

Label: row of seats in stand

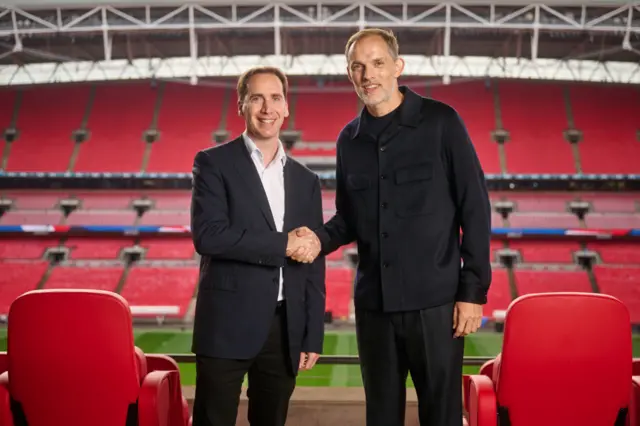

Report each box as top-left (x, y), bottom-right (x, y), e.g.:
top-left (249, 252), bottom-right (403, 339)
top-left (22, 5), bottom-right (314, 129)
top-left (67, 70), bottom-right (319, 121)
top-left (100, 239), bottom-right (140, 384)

top-left (2, 190), bottom-right (638, 213)
top-left (0, 80), bottom-right (638, 174)
top-left (0, 289), bottom-right (192, 426)
top-left (463, 292), bottom-right (639, 426)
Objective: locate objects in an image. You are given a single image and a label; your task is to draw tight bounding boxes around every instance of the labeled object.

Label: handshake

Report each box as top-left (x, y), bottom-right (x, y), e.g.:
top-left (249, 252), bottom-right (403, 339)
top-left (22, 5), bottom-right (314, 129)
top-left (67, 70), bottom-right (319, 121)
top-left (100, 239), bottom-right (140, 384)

top-left (286, 227), bottom-right (321, 263)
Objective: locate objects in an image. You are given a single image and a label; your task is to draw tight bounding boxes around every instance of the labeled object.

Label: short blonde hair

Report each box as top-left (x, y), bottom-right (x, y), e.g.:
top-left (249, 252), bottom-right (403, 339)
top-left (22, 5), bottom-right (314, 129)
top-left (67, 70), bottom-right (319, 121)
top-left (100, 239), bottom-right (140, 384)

top-left (344, 28), bottom-right (399, 60)
top-left (236, 66), bottom-right (289, 106)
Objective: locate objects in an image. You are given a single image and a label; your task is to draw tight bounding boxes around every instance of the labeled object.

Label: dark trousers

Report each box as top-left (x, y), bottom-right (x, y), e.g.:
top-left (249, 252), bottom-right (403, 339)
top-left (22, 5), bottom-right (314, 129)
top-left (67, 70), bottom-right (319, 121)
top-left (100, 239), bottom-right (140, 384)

top-left (356, 302), bottom-right (464, 426)
top-left (192, 304), bottom-right (295, 426)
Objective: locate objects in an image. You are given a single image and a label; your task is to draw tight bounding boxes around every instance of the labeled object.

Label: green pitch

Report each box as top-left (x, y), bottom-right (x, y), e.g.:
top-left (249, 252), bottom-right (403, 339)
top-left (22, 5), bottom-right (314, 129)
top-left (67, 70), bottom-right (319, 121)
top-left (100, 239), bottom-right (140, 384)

top-left (131, 330), bottom-right (640, 387)
top-left (0, 329), bottom-right (637, 387)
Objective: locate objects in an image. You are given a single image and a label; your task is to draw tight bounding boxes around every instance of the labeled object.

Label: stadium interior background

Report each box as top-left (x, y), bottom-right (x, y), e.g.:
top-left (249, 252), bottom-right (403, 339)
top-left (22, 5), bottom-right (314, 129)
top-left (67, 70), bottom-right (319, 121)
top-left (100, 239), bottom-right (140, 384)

top-left (0, 0), bottom-right (639, 423)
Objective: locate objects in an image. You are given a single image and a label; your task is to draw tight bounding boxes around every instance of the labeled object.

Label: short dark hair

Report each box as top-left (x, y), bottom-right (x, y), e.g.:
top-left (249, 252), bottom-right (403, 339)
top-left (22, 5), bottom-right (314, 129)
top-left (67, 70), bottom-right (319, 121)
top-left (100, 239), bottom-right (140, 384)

top-left (236, 66), bottom-right (289, 107)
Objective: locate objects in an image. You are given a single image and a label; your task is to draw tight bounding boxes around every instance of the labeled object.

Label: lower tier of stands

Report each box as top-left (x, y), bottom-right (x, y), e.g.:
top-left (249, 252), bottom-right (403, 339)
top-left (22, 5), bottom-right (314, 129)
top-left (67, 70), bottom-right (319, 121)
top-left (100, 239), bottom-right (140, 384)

top-left (0, 238), bottom-right (638, 324)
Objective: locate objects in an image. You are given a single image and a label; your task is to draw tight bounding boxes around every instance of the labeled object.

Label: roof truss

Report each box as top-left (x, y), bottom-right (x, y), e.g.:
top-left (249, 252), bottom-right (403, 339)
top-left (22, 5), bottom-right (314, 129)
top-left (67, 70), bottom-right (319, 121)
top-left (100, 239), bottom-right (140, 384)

top-left (0, 2), bottom-right (638, 86)
top-left (2, 3), bottom-right (638, 36)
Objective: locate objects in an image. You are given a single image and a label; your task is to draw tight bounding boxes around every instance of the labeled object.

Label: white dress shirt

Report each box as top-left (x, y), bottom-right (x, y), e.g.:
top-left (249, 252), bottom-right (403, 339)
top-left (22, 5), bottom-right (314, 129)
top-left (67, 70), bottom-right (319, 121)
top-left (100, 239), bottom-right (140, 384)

top-left (242, 132), bottom-right (287, 302)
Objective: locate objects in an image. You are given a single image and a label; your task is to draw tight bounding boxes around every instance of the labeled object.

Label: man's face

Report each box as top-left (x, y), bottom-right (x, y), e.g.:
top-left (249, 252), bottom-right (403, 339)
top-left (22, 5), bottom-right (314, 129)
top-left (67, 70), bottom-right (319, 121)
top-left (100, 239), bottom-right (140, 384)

top-left (239, 72), bottom-right (289, 141)
top-left (346, 35), bottom-right (403, 109)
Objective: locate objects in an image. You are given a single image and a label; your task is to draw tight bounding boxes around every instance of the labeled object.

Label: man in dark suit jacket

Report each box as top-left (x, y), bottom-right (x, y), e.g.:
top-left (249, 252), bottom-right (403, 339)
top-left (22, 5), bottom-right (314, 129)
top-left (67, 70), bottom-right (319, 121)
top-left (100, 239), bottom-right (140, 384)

top-left (292, 29), bottom-right (492, 426)
top-left (190, 66), bottom-right (325, 426)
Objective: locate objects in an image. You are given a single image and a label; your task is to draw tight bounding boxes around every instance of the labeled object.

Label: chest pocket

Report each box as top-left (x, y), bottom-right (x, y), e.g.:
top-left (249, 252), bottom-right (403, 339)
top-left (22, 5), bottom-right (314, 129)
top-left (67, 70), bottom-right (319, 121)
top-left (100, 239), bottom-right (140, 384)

top-left (394, 162), bottom-right (435, 217)
top-left (344, 173), bottom-right (375, 230)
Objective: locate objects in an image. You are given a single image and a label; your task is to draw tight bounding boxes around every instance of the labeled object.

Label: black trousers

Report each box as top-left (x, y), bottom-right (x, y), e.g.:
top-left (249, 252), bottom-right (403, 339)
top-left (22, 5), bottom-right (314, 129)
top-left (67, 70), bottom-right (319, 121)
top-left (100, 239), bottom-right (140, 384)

top-left (356, 302), bottom-right (464, 426)
top-left (192, 304), bottom-right (295, 426)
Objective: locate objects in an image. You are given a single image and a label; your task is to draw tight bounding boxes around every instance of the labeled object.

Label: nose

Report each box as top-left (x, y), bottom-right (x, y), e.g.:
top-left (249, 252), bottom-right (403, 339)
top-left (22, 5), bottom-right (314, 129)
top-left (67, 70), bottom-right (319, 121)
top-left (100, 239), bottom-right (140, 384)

top-left (260, 98), bottom-right (274, 113)
top-left (361, 65), bottom-right (373, 82)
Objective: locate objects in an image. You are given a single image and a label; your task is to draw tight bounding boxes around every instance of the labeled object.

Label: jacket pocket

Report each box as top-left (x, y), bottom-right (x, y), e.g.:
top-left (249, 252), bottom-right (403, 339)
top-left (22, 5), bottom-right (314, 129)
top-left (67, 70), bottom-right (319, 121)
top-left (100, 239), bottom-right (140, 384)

top-left (394, 162), bottom-right (435, 217)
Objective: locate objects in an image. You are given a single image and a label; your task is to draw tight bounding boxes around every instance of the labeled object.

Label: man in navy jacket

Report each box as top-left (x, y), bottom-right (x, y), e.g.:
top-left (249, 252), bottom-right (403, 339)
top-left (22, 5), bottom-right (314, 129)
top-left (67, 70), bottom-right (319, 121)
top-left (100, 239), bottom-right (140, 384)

top-left (190, 66), bottom-right (325, 426)
top-left (293, 29), bottom-right (492, 426)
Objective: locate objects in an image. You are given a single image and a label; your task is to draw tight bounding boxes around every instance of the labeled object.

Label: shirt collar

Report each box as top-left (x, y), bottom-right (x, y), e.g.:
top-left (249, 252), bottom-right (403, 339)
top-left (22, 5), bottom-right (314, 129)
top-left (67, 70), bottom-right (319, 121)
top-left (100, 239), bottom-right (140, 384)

top-left (242, 131), bottom-right (287, 167)
top-left (352, 85), bottom-right (422, 140)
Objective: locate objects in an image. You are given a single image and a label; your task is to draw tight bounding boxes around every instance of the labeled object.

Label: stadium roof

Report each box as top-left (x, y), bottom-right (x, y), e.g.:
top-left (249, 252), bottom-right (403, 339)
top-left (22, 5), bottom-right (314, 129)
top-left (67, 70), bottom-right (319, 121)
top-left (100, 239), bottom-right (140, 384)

top-left (0, 1), bottom-right (638, 85)
top-left (0, 0), bottom-right (634, 7)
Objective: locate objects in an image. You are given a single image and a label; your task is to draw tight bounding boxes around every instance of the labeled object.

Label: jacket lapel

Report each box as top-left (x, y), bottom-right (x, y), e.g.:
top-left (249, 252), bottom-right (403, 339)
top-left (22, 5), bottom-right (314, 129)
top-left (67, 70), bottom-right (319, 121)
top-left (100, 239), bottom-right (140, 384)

top-left (283, 160), bottom-right (296, 232)
top-left (231, 138), bottom-right (277, 231)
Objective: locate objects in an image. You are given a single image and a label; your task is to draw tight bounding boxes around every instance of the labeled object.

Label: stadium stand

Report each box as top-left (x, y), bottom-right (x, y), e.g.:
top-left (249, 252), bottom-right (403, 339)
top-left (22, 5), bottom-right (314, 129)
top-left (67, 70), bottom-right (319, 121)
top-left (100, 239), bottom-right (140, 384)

top-left (0, 78), bottom-right (639, 326)
top-left (1, 80), bottom-right (638, 174)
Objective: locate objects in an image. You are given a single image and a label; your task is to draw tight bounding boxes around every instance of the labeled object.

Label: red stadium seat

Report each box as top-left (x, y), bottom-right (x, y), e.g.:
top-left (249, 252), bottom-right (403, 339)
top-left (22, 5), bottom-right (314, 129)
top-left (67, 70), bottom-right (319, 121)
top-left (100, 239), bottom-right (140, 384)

top-left (0, 289), bottom-right (191, 426)
top-left (631, 376), bottom-right (640, 426)
top-left (464, 292), bottom-right (633, 426)
top-left (632, 358), bottom-right (640, 426)
top-left (144, 354), bottom-right (192, 426)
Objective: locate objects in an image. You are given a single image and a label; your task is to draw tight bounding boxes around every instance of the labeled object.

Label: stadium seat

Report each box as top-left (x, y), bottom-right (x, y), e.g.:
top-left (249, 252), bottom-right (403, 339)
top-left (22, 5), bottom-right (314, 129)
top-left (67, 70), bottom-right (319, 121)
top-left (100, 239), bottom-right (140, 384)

top-left (464, 292), bottom-right (633, 426)
top-left (633, 357), bottom-right (640, 426)
top-left (145, 354), bottom-right (192, 426)
top-left (0, 289), bottom-right (191, 426)
top-left (631, 376), bottom-right (640, 426)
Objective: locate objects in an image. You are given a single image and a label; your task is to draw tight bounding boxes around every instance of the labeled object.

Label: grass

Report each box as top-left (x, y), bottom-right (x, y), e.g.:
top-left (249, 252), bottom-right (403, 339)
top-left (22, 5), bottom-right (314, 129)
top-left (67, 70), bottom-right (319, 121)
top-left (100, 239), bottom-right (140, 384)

top-left (0, 329), bottom-right (638, 387)
top-left (131, 329), bottom-right (640, 387)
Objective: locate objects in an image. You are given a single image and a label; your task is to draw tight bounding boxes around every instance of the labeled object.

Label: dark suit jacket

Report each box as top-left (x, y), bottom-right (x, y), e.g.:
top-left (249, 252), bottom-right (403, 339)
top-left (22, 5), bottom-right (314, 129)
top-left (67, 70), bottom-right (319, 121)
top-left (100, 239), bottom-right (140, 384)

top-left (189, 137), bottom-right (326, 374)
top-left (315, 86), bottom-right (492, 313)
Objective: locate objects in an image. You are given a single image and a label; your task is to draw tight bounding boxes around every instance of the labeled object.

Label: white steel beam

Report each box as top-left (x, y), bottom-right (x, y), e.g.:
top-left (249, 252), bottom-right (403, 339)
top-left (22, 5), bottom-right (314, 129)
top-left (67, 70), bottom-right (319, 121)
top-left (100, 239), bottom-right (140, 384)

top-left (274, 4), bottom-right (281, 56)
top-left (1, 54), bottom-right (638, 86)
top-left (10, 9), bottom-right (21, 51)
top-left (531, 5), bottom-right (539, 62)
top-left (0, 3), bottom-right (638, 36)
top-left (101, 7), bottom-right (111, 62)
top-left (443, 4), bottom-right (451, 85)
top-left (188, 4), bottom-right (197, 85)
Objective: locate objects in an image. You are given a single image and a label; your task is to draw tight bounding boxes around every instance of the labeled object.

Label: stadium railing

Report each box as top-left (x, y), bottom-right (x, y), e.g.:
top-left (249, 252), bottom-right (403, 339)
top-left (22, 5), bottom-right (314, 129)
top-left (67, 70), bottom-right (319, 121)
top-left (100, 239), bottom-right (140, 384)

top-left (166, 354), bottom-right (494, 367)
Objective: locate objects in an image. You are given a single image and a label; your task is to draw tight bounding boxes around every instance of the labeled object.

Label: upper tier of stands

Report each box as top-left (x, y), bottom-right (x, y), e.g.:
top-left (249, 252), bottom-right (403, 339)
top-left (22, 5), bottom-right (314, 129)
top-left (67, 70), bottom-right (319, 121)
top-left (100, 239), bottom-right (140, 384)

top-left (0, 79), bottom-right (638, 174)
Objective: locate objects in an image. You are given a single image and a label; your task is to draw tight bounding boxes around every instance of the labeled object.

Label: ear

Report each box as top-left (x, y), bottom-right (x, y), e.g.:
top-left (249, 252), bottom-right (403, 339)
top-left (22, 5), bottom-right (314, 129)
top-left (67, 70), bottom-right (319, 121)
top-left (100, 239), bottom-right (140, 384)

top-left (393, 57), bottom-right (405, 78)
top-left (237, 100), bottom-right (243, 116)
top-left (284, 100), bottom-right (290, 118)
top-left (346, 66), bottom-right (353, 83)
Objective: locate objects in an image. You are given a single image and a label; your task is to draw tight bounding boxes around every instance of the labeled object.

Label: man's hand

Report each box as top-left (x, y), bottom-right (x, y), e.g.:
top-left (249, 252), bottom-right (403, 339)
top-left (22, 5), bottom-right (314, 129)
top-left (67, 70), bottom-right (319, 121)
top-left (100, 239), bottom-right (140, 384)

top-left (453, 301), bottom-right (483, 338)
top-left (286, 228), bottom-right (320, 263)
top-left (299, 352), bottom-right (320, 371)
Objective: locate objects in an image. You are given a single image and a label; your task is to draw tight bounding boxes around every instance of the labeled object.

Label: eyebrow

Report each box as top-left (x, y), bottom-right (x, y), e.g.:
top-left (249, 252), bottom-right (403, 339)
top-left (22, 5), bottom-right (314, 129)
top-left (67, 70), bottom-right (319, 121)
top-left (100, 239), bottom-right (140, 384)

top-left (350, 57), bottom-right (386, 65)
top-left (248, 93), bottom-right (284, 98)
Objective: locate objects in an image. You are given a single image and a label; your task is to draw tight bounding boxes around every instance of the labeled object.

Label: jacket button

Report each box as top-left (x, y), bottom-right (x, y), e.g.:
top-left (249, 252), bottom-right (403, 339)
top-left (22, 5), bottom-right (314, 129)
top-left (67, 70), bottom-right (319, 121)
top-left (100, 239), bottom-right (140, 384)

top-left (380, 174), bottom-right (387, 180)
top-left (381, 232), bottom-right (388, 238)
top-left (381, 202), bottom-right (388, 209)
top-left (383, 262), bottom-right (390, 268)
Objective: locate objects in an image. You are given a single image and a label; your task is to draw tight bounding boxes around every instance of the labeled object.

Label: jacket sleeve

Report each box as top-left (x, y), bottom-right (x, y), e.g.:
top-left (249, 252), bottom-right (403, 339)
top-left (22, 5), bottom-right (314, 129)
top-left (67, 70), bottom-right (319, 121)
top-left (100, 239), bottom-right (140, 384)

top-left (190, 150), bottom-right (288, 267)
top-left (314, 138), bottom-right (357, 254)
top-left (302, 176), bottom-right (327, 354)
top-left (443, 109), bottom-right (493, 305)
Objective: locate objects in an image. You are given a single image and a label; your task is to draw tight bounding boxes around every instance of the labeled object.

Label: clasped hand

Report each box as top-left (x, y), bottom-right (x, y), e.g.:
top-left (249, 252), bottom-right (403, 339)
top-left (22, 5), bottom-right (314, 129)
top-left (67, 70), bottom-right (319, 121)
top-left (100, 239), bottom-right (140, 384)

top-left (286, 227), bottom-right (320, 263)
